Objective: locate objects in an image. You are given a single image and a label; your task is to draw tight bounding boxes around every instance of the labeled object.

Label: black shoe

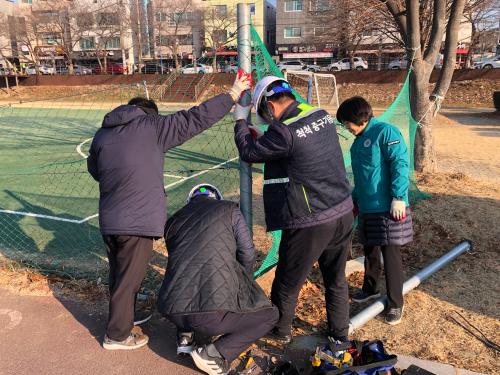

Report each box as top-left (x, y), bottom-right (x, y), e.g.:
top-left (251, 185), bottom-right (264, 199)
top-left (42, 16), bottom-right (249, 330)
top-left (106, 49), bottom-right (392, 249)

top-left (190, 344), bottom-right (229, 375)
top-left (177, 331), bottom-right (194, 355)
top-left (385, 307), bottom-right (404, 325)
top-left (264, 328), bottom-right (292, 345)
top-left (351, 289), bottom-right (381, 303)
top-left (133, 310), bottom-right (152, 326)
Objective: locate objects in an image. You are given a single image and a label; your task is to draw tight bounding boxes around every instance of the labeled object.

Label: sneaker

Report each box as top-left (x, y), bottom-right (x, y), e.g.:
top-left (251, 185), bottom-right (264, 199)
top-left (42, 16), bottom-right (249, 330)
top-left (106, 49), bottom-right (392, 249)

top-left (264, 327), bottom-right (292, 345)
top-left (177, 331), bottom-right (194, 355)
top-left (351, 289), bottom-right (381, 303)
top-left (133, 310), bottom-right (152, 326)
top-left (102, 332), bottom-right (149, 350)
top-left (385, 307), bottom-right (404, 325)
top-left (190, 344), bottom-right (230, 375)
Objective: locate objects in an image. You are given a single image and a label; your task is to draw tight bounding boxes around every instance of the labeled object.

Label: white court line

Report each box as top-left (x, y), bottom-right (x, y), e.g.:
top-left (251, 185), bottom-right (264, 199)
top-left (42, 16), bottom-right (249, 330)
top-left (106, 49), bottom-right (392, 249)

top-left (163, 173), bottom-right (184, 179)
top-left (164, 156), bottom-right (239, 189)
top-left (1, 156), bottom-right (240, 223)
top-left (76, 138), bottom-right (93, 159)
top-left (0, 210), bottom-right (98, 223)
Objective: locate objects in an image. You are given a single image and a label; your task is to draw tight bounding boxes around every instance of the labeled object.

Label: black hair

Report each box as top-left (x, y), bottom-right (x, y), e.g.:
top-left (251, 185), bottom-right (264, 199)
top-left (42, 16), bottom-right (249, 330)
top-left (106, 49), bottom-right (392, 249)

top-left (257, 81), bottom-right (295, 121)
top-left (128, 97), bottom-right (158, 114)
top-left (336, 96), bottom-right (373, 126)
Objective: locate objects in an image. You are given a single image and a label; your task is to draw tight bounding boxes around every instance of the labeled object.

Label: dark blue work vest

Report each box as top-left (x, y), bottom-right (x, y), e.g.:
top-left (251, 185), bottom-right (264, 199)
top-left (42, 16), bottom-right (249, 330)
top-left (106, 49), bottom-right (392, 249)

top-left (263, 103), bottom-right (352, 231)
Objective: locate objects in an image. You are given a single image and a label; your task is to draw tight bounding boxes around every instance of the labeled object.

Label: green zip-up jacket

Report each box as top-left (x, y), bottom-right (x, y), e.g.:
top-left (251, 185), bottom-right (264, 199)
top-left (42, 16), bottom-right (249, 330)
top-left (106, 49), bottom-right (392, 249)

top-left (351, 117), bottom-right (409, 213)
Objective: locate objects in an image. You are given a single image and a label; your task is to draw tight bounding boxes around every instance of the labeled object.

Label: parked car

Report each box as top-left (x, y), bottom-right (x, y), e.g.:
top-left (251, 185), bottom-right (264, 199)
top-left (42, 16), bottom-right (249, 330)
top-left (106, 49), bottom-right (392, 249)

top-left (92, 63), bottom-right (125, 75)
top-left (25, 64), bottom-right (56, 75)
top-left (327, 57), bottom-right (368, 71)
top-left (141, 63), bottom-right (171, 74)
top-left (305, 63), bottom-right (322, 72)
top-left (57, 65), bottom-right (93, 75)
top-left (181, 63), bottom-right (213, 74)
top-left (476, 56), bottom-right (500, 69)
top-left (224, 62), bottom-right (256, 73)
top-left (388, 57), bottom-right (408, 70)
top-left (277, 60), bottom-right (305, 72)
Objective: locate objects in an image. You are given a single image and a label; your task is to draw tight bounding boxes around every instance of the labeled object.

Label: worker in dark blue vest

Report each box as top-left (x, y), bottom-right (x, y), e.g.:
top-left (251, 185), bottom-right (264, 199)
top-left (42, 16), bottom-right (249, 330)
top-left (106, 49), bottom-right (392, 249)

top-left (233, 76), bottom-right (354, 344)
top-left (157, 184), bottom-right (278, 375)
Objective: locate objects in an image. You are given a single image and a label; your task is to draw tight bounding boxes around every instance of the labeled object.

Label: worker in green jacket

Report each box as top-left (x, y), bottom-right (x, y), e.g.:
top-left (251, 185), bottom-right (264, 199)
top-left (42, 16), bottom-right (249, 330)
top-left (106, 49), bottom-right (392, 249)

top-left (336, 96), bottom-right (413, 325)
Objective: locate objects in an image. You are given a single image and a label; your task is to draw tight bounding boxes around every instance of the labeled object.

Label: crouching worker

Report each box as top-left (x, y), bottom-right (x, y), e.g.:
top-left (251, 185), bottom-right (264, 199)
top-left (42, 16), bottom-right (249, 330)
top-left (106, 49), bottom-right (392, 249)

top-left (157, 184), bottom-right (278, 375)
top-left (336, 96), bottom-right (413, 325)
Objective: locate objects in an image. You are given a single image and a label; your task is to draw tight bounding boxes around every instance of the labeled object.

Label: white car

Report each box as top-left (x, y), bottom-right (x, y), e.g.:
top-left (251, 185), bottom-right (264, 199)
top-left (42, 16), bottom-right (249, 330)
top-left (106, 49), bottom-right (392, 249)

top-left (224, 63), bottom-right (256, 73)
top-left (181, 63), bottom-right (213, 74)
top-left (305, 64), bottom-right (322, 72)
top-left (388, 57), bottom-right (408, 70)
top-left (327, 57), bottom-right (368, 71)
top-left (25, 64), bottom-right (55, 75)
top-left (476, 56), bottom-right (500, 69)
top-left (277, 60), bottom-right (305, 72)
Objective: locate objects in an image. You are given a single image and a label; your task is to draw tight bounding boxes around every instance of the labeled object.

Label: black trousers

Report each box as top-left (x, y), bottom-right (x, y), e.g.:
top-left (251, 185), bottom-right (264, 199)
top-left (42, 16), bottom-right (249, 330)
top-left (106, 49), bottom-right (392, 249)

top-left (103, 235), bottom-right (153, 341)
top-left (270, 213), bottom-right (353, 339)
top-left (362, 245), bottom-right (404, 309)
top-left (169, 307), bottom-right (279, 362)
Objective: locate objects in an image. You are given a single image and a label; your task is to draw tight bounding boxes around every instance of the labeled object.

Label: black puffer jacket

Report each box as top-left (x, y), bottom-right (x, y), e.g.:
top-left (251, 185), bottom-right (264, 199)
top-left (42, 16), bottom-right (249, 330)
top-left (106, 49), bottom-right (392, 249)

top-left (157, 196), bottom-right (272, 316)
top-left (358, 209), bottom-right (413, 246)
top-left (87, 94), bottom-right (234, 237)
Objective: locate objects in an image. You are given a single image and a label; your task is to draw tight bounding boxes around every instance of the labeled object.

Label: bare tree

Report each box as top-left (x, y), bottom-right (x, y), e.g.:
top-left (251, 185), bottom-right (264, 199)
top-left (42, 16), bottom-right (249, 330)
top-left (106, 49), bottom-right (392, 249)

top-left (11, 8), bottom-right (45, 74)
top-left (0, 14), bottom-right (15, 71)
top-left (381, 0), bottom-right (468, 172)
top-left (153, 0), bottom-right (194, 71)
top-left (309, 0), bottom-right (384, 65)
top-left (463, 0), bottom-right (499, 67)
top-left (202, 4), bottom-right (237, 71)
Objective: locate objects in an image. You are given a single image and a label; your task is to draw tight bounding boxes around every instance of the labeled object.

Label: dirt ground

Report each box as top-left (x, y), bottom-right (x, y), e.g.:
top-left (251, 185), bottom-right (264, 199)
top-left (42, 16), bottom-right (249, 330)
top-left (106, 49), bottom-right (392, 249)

top-left (0, 103), bottom-right (499, 373)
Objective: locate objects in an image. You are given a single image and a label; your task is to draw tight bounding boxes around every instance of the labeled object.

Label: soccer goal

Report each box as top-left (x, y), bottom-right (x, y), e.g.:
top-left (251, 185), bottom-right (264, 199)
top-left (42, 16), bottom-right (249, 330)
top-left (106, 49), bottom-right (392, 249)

top-left (284, 70), bottom-right (340, 109)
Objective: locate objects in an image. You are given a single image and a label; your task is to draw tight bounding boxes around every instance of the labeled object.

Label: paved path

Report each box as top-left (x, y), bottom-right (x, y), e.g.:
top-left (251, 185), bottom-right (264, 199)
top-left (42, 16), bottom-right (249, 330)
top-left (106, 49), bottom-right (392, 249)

top-left (0, 287), bottom-right (198, 375)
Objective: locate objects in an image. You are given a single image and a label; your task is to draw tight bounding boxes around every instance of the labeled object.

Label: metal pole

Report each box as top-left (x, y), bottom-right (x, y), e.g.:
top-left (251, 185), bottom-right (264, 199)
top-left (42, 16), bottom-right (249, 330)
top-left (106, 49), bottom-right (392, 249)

top-left (348, 240), bottom-right (472, 334)
top-left (143, 80), bottom-right (149, 99)
top-left (237, 3), bottom-right (253, 233)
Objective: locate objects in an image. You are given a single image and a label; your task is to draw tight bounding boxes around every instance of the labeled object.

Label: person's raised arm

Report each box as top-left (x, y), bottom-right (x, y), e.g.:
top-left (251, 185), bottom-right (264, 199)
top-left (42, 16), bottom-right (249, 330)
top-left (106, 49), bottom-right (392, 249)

top-left (154, 75), bottom-right (251, 152)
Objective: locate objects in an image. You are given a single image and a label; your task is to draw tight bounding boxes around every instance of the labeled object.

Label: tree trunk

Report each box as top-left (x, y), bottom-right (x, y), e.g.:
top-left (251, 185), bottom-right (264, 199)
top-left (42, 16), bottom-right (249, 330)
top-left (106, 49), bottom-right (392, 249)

top-left (465, 23), bottom-right (477, 69)
top-left (68, 58), bottom-right (74, 75)
top-left (410, 61), bottom-right (436, 172)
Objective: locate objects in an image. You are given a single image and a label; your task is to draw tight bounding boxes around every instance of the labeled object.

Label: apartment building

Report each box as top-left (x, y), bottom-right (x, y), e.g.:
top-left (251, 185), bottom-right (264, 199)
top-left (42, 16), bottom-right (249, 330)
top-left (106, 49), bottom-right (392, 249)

top-left (275, 0), bottom-right (333, 61)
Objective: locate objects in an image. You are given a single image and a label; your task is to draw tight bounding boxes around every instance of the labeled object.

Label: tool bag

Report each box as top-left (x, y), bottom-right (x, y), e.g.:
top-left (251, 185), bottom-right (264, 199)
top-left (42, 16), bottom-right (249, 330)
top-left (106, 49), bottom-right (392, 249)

top-left (313, 339), bottom-right (398, 375)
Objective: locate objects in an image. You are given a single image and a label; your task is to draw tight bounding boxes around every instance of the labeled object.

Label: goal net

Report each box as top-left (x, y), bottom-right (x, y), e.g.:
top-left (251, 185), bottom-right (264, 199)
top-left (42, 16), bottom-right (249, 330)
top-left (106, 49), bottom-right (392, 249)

top-left (284, 71), bottom-right (340, 109)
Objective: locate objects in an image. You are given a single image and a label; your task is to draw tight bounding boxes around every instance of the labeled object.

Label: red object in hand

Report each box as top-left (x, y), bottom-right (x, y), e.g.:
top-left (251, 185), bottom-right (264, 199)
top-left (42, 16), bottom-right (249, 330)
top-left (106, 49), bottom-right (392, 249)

top-left (237, 68), bottom-right (253, 87)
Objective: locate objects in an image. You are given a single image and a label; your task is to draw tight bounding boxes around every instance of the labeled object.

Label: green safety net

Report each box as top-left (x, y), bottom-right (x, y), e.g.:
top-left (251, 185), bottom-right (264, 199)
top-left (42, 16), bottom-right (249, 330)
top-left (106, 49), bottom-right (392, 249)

top-left (250, 24), bottom-right (429, 278)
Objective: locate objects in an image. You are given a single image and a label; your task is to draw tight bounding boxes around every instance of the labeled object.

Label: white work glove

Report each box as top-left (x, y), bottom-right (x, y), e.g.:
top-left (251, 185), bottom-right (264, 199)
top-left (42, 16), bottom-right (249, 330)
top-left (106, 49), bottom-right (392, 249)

top-left (228, 72), bottom-right (252, 101)
top-left (234, 103), bottom-right (252, 121)
top-left (390, 198), bottom-right (406, 221)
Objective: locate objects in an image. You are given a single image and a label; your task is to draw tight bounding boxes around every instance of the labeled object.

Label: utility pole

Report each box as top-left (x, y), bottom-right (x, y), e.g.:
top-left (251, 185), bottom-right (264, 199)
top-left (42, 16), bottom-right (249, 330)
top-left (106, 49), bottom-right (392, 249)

top-left (237, 3), bottom-right (253, 233)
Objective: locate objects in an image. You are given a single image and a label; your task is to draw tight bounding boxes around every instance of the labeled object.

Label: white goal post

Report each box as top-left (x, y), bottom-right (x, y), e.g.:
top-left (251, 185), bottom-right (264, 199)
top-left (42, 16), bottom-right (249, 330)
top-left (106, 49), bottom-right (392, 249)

top-left (284, 70), bottom-right (340, 109)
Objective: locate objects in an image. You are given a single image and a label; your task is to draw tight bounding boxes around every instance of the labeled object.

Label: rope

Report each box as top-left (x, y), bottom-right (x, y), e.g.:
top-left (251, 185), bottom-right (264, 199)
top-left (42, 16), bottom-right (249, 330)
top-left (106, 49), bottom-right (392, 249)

top-left (449, 311), bottom-right (500, 352)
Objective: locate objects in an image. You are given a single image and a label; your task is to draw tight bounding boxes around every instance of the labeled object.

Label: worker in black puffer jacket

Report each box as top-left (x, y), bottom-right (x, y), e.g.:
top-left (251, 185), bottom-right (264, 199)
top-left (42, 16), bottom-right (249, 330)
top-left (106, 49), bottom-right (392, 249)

top-left (157, 184), bottom-right (278, 375)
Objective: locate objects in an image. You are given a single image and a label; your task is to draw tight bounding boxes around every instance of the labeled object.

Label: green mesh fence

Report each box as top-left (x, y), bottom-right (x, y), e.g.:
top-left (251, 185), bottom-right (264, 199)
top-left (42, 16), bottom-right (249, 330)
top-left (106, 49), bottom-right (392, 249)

top-left (250, 25), bottom-right (429, 278)
top-left (0, 79), bottom-right (241, 277)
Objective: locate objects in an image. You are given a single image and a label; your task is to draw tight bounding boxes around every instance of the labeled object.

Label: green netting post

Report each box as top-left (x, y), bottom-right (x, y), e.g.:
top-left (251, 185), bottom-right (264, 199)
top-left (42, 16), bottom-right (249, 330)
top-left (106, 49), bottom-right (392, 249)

top-left (237, 3), bottom-right (253, 233)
